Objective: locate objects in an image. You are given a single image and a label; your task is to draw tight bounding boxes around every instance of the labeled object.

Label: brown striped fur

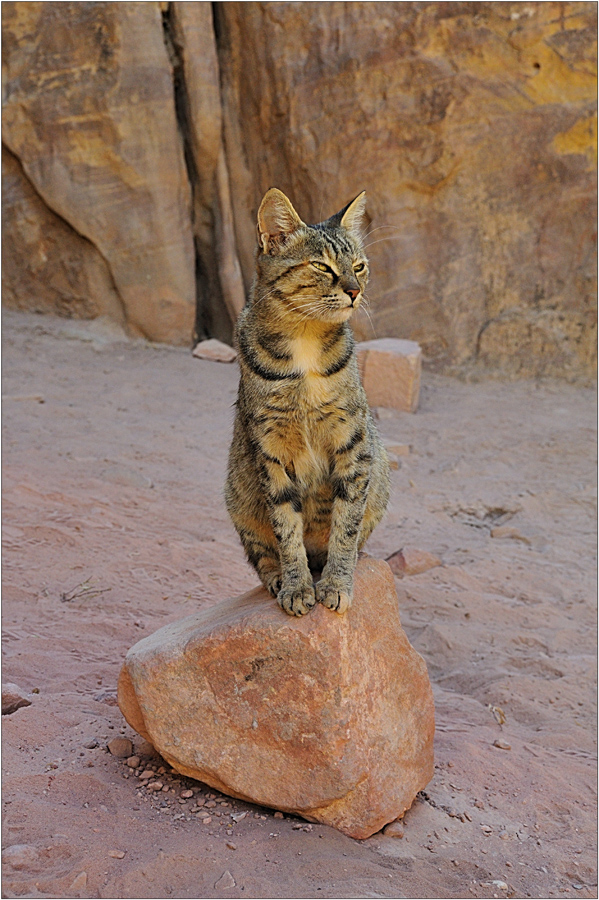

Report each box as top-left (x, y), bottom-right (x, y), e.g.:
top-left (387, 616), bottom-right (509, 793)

top-left (225, 189), bottom-right (389, 616)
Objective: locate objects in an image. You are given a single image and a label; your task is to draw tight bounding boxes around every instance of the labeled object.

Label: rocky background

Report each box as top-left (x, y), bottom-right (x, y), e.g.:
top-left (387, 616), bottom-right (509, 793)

top-left (2, 1), bottom-right (597, 378)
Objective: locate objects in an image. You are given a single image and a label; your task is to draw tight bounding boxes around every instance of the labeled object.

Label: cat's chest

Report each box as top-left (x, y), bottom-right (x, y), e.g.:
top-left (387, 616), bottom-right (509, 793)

top-left (289, 335), bottom-right (334, 406)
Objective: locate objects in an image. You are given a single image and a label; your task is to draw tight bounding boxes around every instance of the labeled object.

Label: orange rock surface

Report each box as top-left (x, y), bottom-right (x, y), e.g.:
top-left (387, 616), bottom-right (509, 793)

top-left (118, 556), bottom-right (435, 839)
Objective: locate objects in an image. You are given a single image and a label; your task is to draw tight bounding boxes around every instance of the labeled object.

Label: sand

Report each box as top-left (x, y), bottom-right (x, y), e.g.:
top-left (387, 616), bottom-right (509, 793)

top-left (2, 309), bottom-right (596, 899)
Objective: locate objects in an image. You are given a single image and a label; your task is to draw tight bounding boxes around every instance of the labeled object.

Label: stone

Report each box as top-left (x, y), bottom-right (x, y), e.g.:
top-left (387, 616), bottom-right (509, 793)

top-left (69, 872), bottom-right (88, 893)
top-left (108, 850), bottom-right (126, 859)
top-left (357, 340), bottom-right (422, 413)
top-left (490, 525), bottom-right (531, 544)
top-left (107, 737), bottom-right (133, 758)
top-left (382, 820), bottom-right (405, 839)
top-left (386, 548), bottom-right (442, 578)
top-left (2, 682), bottom-right (32, 716)
top-left (493, 739), bottom-right (512, 751)
top-left (1, 844), bottom-right (39, 869)
top-left (126, 755), bottom-right (140, 768)
top-left (214, 870), bottom-right (236, 890)
top-left (192, 339), bottom-right (237, 363)
top-left (118, 556), bottom-right (435, 839)
top-left (2, 2), bottom-right (195, 344)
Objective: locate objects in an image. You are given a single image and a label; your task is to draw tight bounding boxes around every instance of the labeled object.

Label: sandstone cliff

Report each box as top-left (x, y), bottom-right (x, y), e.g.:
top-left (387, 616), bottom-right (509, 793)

top-left (2, 2), bottom-right (596, 376)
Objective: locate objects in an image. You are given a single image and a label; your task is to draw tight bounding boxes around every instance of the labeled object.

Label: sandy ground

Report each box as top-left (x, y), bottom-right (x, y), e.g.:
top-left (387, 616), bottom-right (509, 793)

top-left (1, 309), bottom-right (596, 900)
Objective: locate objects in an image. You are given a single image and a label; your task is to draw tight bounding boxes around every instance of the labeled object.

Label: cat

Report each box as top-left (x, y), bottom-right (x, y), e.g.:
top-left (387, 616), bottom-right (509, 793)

top-left (225, 188), bottom-right (390, 616)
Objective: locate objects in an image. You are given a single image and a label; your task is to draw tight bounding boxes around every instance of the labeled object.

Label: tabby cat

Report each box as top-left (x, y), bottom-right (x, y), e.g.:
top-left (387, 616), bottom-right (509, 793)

top-left (225, 188), bottom-right (389, 616)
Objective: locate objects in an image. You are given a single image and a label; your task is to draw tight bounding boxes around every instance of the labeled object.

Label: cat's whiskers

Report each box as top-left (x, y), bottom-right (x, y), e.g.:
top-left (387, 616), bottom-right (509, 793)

top-left (363, 235), bottom-right (401, 251)
top-left (363, 224), bottom-right (400, 240)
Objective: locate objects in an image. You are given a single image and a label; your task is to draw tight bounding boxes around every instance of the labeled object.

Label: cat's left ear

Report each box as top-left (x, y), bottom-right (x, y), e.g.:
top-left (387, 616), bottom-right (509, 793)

top-left (336, 191), bottom-right (367, 239)
top-left (257, 188), bottom-right (306, 254)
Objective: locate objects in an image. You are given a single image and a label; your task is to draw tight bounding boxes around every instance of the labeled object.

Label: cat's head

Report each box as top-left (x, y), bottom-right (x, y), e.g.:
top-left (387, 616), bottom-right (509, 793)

top-left (255, 188), bottom-right (369, 324)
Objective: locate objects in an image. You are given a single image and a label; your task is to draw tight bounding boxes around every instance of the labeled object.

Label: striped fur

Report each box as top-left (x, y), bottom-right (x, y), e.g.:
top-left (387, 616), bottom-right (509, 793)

top-left (225, 189), bottom-right (390, 616)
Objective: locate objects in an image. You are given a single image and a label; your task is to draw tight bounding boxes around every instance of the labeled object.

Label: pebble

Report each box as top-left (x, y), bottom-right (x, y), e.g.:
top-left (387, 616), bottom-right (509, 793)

top-left (126, 756), bottom-right (140, 768)
top-left (195, 798), bottom-right (206, 807)
top-left (214, 870), bottom-right (236, 890)
top-left (273, 811), bottom-right (284, 819)
top-left (474, 799), bottom-right (485, 809)
top-left (2, 683), bottom-right (32, 716)
top-left (181, 789), bottom-right (194, 799)
top-left (139, 769), bottom-right (155, 780)
top-left (493, 739), bottom-right (512, 751)
top-left (69, 872), bottom-right (88, 892)
top-left (136, 739), bottom-right (156, 757)
top-left (382, 821), bottom-right (405, 839)
top-left (83, 738), bottom-right (98, 750)
top-left (231, 811), bottom-right (246, 822)
top-left (226, 841), bottom-right (237, 850)
top-left (205, 800), bottom-right (217, 808)
top-left (108, 850), bottom-right (125, 859)
top-left (203, 816), bottom-right (213, 824)
top-left (107, 737), bottom-right (133, 758)
top-left (147, 781), bottom-right (163, 792)
top-left (2, 844), bottom-right (39, 869)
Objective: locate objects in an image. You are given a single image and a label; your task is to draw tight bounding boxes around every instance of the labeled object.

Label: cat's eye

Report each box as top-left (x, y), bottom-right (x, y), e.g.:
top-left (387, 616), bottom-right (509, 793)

top-left (353, 262), bottom-right (366, 273)
top-left (311, 261), bottom-right (332, 274)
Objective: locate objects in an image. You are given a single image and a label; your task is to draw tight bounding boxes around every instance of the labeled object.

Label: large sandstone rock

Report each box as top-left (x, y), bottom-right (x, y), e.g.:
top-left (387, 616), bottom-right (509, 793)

top-left (216, 2), bottom-right (596, 377)
top-left (2, 146), bottom-right (125, 325)
top-left (118, 556), bottom-right (435, 839)
top-left (2, 2), bottom-right (195, 344)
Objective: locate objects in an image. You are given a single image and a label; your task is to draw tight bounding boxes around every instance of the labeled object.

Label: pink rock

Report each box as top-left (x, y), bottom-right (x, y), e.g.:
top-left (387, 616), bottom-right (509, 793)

top-left (386, 547), bottom-right (441, 578)
top-left (192, 339), bottom-right (237, 363)
top-left (2, 682), bottom-right (32, 716)
top-left (357, 339), bottom-right (422, 413)
top-left (118, 556), bottom-right (435, 839)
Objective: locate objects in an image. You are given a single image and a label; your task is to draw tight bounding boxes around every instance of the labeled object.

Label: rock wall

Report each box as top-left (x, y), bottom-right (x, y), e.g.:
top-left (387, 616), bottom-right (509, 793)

top-left (2, 1), bottom-right (596, 376)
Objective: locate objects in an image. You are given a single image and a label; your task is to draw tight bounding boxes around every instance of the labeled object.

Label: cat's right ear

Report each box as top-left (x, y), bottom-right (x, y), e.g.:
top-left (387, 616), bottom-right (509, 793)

top-left (257, 188), bottom-right (305, 254)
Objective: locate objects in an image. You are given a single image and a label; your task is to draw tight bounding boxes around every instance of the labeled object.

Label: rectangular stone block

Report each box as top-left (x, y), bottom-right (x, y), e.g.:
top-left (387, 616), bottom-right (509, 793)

top-left (356, 338), bottom-right (422, 413)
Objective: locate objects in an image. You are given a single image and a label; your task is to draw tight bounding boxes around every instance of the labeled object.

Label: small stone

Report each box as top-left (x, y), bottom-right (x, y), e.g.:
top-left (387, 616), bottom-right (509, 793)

top-left (126, 755), bottom-right (140, 768)
top-left (136, 739), bottom-right (156, 757)
top-left (386, 547), bottom-right (441, 578)
top-left (193, 339), bottom-right (237, 363)
top-left (474, 799), bottom-right (485, 809)
top-left (147, 780), bottom-right (163, 791)
top-left (231, 811), bottom-right (246, 822)
top-left (107, 737), bottom-right (133, 758)
top-left (2, 843), bottom-right (39, 869)
top-left (226, 841), bottom-right (237, 850)
top-left (181, 789), bottom-right (194, 799)
top-left (83, 738), bottom-right (99, 749)
top-left (490, 525), bottom-right (530, 544)
top-left (205, 800), bottom-right (217, 808)
top-left (214, 869), bottom-right (236, 890)
top-left (69, 872), bottom-right (88, 892)
top-left (162, 785), bottom-right (170, 792)
top-left (493, 739), bottom-right (512, 751)
top-left (383, 820), bottom-right (405, 838)
top-left (108, 850), bottom-right (125, 859)
top-left (203, 816), bottom-right (213, 824)
top-left (139, 769), bottom-right (155, 780)
top-left (384, 442), bottom-right (411, 457)
top-left (273, 811), bottom-right (284, 818)
top-left (196, 798), bottom-right (206, 807)
top-left (2, 682), bottom-right (32, 716)
top-left (481, 824), bottom-right (493, 833)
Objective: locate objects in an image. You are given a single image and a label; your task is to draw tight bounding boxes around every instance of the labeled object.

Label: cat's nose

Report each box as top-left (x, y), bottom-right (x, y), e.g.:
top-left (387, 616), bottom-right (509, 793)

top-left (343, 281), bottom-right (361, 304)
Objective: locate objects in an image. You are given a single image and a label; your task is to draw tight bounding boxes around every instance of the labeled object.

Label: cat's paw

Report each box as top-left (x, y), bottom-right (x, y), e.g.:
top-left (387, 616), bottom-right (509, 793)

top-left (315, 578), bottom-right (352, 615)
top-left (264, 571), bottom-right (282, 598)
top-left (277, 583), bottom-right (316, 617)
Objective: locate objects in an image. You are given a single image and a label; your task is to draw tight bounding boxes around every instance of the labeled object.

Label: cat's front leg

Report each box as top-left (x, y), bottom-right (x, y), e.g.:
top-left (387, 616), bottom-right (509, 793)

top-left (316, 448), bottom-right (371, 615)
top-left (262, 463), bottom-right (315, 616)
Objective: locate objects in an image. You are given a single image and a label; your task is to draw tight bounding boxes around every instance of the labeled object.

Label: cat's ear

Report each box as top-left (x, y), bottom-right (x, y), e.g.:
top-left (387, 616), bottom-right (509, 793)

top-left (335, 191), bottom-right (367, 239)
top-left (257, 188), bottom-right (305, 254)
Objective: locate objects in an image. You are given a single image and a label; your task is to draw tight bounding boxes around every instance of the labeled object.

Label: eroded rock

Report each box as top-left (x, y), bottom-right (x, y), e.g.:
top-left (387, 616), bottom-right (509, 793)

top-left (118, 556), bottom-right (435, 839)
